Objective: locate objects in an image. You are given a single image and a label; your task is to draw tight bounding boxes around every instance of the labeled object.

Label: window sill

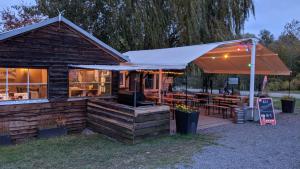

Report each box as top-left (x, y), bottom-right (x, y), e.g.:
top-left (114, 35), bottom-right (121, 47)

top-left (67, 96), bottom-right (117, 101)
top-left (0, 99), bottom-right (49, 106)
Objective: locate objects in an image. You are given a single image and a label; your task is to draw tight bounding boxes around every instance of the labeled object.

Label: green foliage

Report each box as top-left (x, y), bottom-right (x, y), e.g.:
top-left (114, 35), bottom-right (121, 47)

top-left (259, 29), bottom-right (274, 47)
top-left (0, 4), bottom-right (45, 31)
top-left (281, 95), bottom-right (295, 101)
top-left (1, 0), bottom-right (255, 52)
top-left (176, 104), bottom-right (194, 113)
top-left (267, 74), bottom-right (300, 91)
top-left (268, 20), bottom-right (300, 75)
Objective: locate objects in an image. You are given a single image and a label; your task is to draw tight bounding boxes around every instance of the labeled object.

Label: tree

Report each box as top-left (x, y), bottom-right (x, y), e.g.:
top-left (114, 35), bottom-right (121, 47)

top-left (0, 4), bottom-right (45, 32)
top-left (258, 29), bottom-right (274, 47)
top-left (282, 19), bottom-right (300, 40)
top-left (269, 20), bottom-right (300, 76)
top-left (1, 0), bottom-right (255, 52)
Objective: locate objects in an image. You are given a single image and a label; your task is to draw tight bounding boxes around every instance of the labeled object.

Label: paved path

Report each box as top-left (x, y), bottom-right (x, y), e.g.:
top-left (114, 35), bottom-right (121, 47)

top-left (178, 112), bottom-right (300, 169)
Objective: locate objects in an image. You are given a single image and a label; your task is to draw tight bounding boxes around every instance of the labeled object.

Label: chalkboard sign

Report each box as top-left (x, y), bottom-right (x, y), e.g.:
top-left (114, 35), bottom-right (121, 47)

top-left (257, 98), bottom-right (276, 125)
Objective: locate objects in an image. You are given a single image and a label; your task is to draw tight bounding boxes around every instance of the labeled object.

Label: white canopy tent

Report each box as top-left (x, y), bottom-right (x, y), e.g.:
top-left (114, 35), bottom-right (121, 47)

top-left (123, 39), bottom-right (250, 67)
top-left (123, 38), bottom-right (290, 117)
top-left (73, 38), bottom-right (290, 118)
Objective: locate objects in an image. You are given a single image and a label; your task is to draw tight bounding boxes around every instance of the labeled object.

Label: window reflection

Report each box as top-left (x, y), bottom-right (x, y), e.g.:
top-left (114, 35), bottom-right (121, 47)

top-left (0, 68), bottom-right (6, 100)
top-left (0, 68), bottom-right (48, 101)
top-left (69, 69), bottom-right (111, 97)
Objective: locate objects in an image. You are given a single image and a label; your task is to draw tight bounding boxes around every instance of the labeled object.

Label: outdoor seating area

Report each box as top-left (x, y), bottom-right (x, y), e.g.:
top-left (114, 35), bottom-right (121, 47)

top-left (145, 91), bottom-right (247, 121)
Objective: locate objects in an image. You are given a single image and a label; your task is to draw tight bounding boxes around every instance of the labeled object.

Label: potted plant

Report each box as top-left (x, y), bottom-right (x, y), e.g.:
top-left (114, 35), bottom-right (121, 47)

top-left (281, 96), bottom-right (296, 113)
top-left (0, 122), bottom-right (12, 145)
top-left (175, 104), bottom-right (199, 134)
top-left (38, 115), bottom-right (67, 139)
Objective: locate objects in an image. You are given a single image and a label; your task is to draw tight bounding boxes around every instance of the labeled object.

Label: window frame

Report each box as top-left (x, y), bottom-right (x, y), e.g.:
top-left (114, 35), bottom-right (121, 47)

top-left (144, 74), bottom-right (155, 89)
top-left (0, 68), bottom-right (48, 102)
top-left (68, 69), bottom-right (112, 98)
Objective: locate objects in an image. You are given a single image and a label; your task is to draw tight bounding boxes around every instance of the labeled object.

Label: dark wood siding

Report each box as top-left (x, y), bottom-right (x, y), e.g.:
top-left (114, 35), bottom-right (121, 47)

top-left (0, 100), bottom-right (86, 143)
top-left (0, 22), bottom-right (122, 100)
top-left (111, 71), bottom-right (120, 95)
top-left (87, 99), bottom-right (170, 144)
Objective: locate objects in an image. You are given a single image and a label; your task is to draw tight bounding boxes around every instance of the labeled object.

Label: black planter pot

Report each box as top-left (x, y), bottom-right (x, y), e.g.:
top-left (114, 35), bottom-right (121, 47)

top-left (38, 127), bottom-right (67, 139)
top-left (281, 99), bottom-right (296, 113)
top-left (0, 135), bottom-right (12, 145)
top-left (175, 110), bottom-right (199, 134)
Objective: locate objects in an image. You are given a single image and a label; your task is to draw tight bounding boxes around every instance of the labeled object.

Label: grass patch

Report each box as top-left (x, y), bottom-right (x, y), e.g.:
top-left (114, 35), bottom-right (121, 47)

top-left (0, 134), bottom-right (215, 169)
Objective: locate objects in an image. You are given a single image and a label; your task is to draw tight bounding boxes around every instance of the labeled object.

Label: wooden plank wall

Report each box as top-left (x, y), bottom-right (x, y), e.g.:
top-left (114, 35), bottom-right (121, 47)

top-left (0, 100), bottom-right (86, 143)
top-left (0, 22), bottom-right (123, 100)
top-left (87, 99), bottom-right (170, 144)
top-left (134, 110), bottom-right (170, 142)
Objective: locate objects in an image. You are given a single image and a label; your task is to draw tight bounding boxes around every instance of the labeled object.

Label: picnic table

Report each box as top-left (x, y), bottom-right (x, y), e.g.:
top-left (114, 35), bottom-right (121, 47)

top-left (213, 97), bottom-right (240, 102)
top-left (146, 95), bottom-right (159, 104)
top-left (170, 93), bottom-right (194, 99)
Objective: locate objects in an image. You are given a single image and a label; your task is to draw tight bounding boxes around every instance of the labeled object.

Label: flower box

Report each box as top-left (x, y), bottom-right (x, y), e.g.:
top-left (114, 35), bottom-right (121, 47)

top-left (175, 109), bottom-right (199, 134)
top-left (281, 98), bottom-right (296, 113)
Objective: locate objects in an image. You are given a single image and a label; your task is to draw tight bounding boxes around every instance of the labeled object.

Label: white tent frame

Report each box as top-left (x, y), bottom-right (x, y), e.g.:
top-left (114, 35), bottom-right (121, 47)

top-left (71, 38), bottom-right (281, 118)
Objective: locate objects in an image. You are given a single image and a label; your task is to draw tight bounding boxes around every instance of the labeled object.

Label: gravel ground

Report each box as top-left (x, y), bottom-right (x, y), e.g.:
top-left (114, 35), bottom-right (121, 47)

top-left (177, 112), bottom-right (300, 169)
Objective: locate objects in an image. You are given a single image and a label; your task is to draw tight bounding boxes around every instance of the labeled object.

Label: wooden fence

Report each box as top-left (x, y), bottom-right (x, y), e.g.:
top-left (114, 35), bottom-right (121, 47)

top-left (87, 99), bottom-right (170, 144)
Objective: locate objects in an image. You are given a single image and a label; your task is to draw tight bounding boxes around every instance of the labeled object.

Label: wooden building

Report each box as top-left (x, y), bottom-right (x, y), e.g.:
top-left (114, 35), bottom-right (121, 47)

top-left (0, 16), bottom-right (169, 144)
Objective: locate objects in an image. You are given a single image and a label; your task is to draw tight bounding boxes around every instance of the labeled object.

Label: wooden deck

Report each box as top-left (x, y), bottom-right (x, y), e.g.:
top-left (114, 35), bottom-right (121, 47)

top-left (170, 111), bottom-right (232, 134)
top-left (197, 115), bottom-right (232, 130)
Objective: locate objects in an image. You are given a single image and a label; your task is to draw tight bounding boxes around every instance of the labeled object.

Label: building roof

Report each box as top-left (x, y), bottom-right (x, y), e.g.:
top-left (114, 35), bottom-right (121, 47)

top-left (0, 16), bottom-right (129, 62)
top-left (69, 64), bottom-right (184, 71)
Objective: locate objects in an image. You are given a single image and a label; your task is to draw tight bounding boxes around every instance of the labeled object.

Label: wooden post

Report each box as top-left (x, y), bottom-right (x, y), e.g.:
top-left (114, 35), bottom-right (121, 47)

top-left (158, 69), bottom-right (162, 104)
top-left (185, 72), bottom-right (188, 106)
top-left (134, 73), bottom-right (138, 107)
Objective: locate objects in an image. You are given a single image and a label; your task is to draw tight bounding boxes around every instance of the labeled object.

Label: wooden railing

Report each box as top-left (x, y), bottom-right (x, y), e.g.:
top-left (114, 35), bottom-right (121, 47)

top-left (87, 99), bottom-right (170, 144)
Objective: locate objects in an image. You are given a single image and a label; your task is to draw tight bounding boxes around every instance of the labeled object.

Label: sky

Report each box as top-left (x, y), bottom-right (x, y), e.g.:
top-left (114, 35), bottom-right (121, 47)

top-left (244, 0), bottom-right (300, 38)
top-left (1, 0), bottom-right (300, 39)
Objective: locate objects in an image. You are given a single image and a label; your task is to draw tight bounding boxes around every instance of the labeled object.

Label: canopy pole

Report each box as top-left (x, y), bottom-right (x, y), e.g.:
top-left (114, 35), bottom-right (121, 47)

top-left (185, 72), bottom-right (188, 106)
top-left (249, 39), bottom-right (257, 119)
top-left (134, 73), bottom-right (137, 107)
top-left (158, 69), bottom-right (163, 104)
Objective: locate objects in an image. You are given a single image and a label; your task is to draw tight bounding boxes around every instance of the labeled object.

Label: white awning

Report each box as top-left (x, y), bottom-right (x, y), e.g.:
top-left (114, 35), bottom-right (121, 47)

top-left (123, 39), bottom-right (252, 67)
top-left (69, 64), bottom-right (185, 70)
top-left (123, 38), bottom-right (290, 75)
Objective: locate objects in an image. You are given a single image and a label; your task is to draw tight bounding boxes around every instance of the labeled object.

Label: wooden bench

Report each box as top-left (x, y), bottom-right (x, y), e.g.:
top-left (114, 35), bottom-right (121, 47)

top-left (205, 104), bottom-right (230, 118)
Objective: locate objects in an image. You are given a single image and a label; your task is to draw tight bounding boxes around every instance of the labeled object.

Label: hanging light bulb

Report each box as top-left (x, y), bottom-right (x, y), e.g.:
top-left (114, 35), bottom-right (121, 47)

top-left (224, 54), bottom-right (229, 59)
top-left (237, 48), bottom-right (241, 51)
top-left (212, 56), bottom-right (216, 60)
top-left (248, 63), bottom-right (251, 67)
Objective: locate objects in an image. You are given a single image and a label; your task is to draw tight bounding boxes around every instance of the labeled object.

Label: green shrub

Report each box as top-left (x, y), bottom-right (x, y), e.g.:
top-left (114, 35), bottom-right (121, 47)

top-left (281, 95), bottom-right (296, 101)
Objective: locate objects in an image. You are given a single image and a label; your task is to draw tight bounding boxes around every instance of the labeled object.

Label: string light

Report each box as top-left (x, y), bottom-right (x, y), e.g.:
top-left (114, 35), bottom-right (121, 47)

top-left (248, 63), bottom-right (251, 67)
top-left (136, 70), bottom-right (184, 75)
top-left (224, 54), bottom-right (229, 59)
top-left (212, 56), bottom-right (216, 60)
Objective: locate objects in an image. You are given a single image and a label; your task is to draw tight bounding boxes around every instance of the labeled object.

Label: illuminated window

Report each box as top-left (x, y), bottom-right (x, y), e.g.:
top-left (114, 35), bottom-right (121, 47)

top-left (0, 68), bottom-right (48, 101)
top-left (69, 69), bottom-right (111, 97)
